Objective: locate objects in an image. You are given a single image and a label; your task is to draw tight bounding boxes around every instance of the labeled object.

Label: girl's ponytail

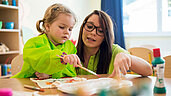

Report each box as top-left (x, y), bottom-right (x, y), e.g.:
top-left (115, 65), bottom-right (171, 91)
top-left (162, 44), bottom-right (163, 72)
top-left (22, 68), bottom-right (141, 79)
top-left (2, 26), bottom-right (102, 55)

top-left (36, 19), bottom-right (45, 35)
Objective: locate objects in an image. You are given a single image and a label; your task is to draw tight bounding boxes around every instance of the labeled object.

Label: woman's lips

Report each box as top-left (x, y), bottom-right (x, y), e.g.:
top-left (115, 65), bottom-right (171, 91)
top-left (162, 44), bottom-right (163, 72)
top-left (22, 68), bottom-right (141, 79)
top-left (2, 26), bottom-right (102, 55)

top-left (87, 37), bottom-right (96, 41)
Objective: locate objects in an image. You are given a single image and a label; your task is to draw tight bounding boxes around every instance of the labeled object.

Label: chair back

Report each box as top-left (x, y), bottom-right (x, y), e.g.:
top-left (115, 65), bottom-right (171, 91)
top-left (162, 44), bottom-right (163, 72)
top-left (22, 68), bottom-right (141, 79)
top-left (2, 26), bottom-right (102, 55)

top-left (128, 47), bottom-right (155, 75)
top-left (11, 54), bottom-right (23, 75)
top-left (164, 55), bottom-right (171, 78)
top-left (128, 47), bottom-right (154, 64)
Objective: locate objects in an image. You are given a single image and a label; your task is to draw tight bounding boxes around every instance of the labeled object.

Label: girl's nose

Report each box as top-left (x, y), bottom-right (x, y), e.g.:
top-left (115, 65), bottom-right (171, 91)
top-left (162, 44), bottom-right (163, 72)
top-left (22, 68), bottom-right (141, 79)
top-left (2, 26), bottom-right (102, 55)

top-left (64, 29), bottom-right (70, 35)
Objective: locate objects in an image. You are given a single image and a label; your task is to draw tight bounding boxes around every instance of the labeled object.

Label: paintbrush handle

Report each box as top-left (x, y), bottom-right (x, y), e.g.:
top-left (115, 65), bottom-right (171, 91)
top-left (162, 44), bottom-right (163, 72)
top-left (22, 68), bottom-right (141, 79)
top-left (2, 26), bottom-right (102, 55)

top-left (117, 72), bottom-right (121, 81)
top-left (56, 54), bottom-right (64, 59)
top-left (77, 65), bottom-right (100, 77)
top-left (116, 69), bottom-right (125, 81)
top-left (24, 85), bottom-right (44, 92)
top-left (57, 54), bottom-right (100, 77)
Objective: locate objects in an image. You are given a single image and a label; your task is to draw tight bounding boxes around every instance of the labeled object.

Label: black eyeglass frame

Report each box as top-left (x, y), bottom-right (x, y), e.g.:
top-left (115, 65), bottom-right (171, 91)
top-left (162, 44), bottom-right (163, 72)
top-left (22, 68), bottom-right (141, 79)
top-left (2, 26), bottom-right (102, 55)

top-left (84, 22), bottom-right (104, 37)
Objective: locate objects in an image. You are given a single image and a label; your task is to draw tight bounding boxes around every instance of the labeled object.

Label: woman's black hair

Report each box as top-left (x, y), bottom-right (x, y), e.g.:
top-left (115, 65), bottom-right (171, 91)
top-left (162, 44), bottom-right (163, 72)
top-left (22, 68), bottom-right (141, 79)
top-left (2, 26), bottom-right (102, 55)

top-left (76, 10), bottom-right (114, 74)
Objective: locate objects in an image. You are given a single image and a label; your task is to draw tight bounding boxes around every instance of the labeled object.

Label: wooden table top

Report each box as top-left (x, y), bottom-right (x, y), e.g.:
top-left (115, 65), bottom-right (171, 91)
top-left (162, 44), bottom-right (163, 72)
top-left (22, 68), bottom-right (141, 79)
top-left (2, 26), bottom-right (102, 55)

top-left (0, 74), bottom-right (171, 96)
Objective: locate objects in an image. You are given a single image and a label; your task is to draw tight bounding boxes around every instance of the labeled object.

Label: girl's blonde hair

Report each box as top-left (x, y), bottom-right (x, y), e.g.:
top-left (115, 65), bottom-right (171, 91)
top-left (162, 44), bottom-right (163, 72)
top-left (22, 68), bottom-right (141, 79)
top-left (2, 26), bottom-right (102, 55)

top-left (36, 3), bottom-right (76, 34)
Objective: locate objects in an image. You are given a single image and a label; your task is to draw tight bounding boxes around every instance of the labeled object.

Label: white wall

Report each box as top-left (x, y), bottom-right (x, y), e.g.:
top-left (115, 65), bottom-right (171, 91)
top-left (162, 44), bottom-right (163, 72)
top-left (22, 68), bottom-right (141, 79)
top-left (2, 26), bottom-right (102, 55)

top-left (125, 36), bottom-right (171, 57)
top-left (20, 0), bottom-right (101, 44)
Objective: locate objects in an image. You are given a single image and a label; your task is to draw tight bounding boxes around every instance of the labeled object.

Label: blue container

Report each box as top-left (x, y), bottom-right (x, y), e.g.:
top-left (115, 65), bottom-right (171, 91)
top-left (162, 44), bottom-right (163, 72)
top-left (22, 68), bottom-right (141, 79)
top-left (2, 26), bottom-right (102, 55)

top-left (12, 0), bottom-right (16, 6)
top-left (2, 64), bottom-right (7, 76)
top-left (5, 22), bottom-right (14, 29)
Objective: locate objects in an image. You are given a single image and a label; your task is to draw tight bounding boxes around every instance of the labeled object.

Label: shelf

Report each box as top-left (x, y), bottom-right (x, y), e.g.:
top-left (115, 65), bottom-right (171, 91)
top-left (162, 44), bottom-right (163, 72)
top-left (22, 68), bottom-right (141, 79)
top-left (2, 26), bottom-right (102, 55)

top-left (0, 0), bottom-right (20, 64)
top-left (0, 74), bottom-right (12, 79)
top-left (0, 4), bottom-right (18, 10)
top-left (0, 51), bottom-right (20, 55)
top-left (0, 29), bottom-right (19, 32)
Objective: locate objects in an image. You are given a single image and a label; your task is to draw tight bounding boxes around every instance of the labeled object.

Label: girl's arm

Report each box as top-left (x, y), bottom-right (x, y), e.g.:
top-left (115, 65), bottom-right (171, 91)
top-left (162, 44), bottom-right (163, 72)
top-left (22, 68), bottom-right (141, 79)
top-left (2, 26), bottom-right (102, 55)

top-left (35, 54), bottom-right (82, 79)
top-left (24, 47), bottom-right (67, 74)
top-left (23, 38), bottom-right (77, 75)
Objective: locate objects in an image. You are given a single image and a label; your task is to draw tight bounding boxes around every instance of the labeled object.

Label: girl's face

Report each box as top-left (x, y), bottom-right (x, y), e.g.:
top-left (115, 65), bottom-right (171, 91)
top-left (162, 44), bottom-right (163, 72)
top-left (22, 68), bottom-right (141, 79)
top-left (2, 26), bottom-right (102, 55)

top-left (82, 14), bottom-right (104, 48)
top-left (45, 13), bottom-right (75, 45)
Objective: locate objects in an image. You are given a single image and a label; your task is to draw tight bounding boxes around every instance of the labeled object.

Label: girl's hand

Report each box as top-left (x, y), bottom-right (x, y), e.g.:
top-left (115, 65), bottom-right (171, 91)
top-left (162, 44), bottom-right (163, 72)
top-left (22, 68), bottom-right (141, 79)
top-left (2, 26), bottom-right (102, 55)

top-left (109, 53), bottom-right (131, 78)
top-left (63, 54), bottom-right (82, 67)
top-left (35, 72), bottom-right (50, 79)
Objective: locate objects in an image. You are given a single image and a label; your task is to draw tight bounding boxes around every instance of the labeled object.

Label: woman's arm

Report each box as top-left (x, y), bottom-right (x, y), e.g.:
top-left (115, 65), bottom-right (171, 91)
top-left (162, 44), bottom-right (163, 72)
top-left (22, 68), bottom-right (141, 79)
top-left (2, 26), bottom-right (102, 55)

top-left (109, 52), bottom-right (153, 78)
top-left (129, 55), bottom-right (153, 76)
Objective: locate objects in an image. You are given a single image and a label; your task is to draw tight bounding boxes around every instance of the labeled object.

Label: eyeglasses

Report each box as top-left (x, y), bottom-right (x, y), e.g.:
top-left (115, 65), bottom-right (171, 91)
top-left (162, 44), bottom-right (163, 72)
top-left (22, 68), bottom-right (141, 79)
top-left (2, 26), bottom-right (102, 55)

top-left (84, 22), bottom-right (104, 36)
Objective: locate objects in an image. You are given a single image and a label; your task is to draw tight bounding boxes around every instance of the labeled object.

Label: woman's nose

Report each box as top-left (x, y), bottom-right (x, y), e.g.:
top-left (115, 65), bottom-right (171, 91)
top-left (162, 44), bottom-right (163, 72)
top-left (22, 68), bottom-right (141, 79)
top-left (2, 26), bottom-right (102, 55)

top-left (90, 28), bottom-right (97, 35)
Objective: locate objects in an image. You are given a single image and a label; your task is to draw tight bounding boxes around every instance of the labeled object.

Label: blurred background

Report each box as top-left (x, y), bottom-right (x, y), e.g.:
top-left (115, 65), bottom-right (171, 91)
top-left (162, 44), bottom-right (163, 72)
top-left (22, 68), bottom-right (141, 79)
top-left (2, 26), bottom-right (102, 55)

top-left (20, 0), bottom-right (171, 56)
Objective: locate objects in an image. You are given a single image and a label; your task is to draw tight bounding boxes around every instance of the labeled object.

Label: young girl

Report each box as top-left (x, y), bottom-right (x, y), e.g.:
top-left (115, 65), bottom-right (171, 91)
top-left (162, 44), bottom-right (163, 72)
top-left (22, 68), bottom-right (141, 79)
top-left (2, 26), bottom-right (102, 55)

top-left (12, 3), bottom-right (82, 79)
top-left (76, 10), bottom-right (153, 77)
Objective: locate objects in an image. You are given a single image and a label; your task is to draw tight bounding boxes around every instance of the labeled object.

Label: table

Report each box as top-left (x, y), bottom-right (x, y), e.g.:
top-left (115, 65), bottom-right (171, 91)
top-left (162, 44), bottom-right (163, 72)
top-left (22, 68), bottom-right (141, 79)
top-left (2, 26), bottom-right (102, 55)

top-left (0, 74), bottom-right (171, 96)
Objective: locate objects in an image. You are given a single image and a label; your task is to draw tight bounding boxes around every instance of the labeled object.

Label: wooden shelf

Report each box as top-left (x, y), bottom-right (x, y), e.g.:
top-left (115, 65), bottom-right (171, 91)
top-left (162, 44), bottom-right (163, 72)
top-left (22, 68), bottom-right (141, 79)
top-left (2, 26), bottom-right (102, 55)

top-left (0, 51), bottom-right (20, 55)
top-left (0, 29), bottom-right (19, 32)
top-left (0, 74), bottom-right (12, 78)
top-left (0, 4), bottom-right (18, 10)
top-left (0, 0), bottom-right (19, 65)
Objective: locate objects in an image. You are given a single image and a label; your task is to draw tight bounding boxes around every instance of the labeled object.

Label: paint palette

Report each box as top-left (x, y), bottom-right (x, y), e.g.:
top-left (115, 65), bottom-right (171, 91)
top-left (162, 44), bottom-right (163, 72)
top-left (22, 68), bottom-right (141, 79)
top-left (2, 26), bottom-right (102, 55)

top-left (57, 78), bottom-right (132, 95)
top-left (30, 77), bottom-right (87, 88)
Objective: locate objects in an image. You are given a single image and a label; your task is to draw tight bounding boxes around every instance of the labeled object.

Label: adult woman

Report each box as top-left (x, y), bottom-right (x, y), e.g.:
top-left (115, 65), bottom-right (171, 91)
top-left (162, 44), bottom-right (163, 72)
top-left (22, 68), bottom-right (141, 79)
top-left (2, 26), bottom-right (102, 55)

top-left (76, 10), bottom-right (152, 77)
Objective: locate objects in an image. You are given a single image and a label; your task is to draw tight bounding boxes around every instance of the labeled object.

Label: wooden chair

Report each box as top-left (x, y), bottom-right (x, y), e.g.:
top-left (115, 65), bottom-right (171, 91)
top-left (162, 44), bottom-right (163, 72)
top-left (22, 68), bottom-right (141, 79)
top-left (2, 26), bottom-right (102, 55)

top-left (11, 54), bottom-right (24, 75)
top-left (164, 55), bottom-right (171, 78)
top-left (128, 47), bottom-right (154, 64)
top-left (128, 47), bottom-right (155, 75)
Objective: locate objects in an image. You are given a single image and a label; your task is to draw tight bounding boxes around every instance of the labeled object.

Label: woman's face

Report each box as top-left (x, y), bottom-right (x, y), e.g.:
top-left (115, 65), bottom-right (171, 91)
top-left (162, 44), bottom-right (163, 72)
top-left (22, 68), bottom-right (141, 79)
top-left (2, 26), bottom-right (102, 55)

top-left (82, 14), bottom-right (104, 48)
top-left (45, 14), bottom-right (75, 45)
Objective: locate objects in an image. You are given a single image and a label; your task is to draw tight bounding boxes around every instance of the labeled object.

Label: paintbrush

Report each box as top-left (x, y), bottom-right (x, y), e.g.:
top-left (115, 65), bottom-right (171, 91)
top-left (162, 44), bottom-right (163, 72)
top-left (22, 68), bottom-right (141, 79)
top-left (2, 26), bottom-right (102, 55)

top-left (116, 68), bottom-right (122, 82)
top-left (24, 85), bottom-right (44, 92)
top-left (56, 54), bottom-right (101, 77)
top-left (76, 64), bottom-right (101, 77)
top-left (116, 70), bottom-right (126, 82)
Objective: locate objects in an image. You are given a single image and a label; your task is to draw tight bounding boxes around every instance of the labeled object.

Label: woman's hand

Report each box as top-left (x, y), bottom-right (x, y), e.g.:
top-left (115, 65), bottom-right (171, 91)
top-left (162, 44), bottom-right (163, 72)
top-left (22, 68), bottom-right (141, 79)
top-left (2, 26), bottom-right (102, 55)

top-left (35, 72), bottom-right (50, 79)
top-left (109, 53), bottom-right (131, 78)
top-left (63, 54), bottom-right (82, 67)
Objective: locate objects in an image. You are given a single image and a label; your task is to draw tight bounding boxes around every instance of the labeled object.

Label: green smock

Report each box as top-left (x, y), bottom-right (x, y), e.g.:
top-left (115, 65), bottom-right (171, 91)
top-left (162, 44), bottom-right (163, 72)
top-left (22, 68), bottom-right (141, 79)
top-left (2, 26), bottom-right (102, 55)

top-left (77, 44), bottom-right (128, 75)
top-left (12, 34), bottom-right (77, 78)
